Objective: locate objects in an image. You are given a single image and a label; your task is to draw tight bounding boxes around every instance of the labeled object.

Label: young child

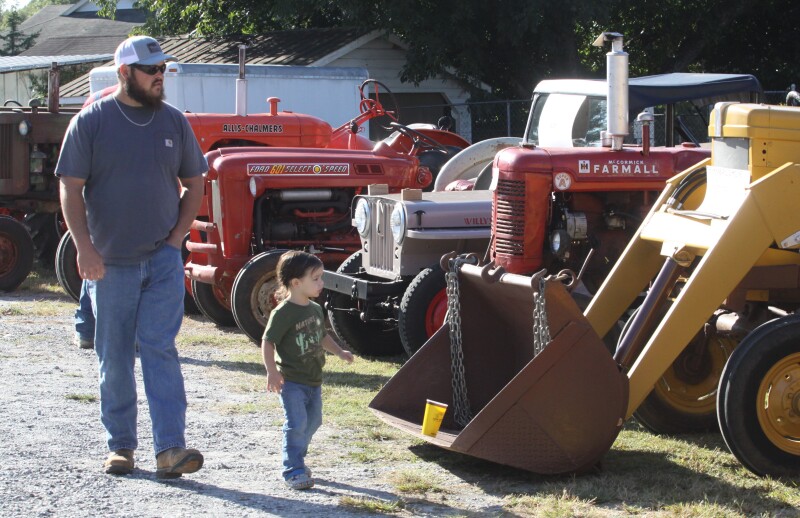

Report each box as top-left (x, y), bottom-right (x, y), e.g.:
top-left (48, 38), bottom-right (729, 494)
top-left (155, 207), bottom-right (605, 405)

top-left (261, 250), bottom-right (354, 490)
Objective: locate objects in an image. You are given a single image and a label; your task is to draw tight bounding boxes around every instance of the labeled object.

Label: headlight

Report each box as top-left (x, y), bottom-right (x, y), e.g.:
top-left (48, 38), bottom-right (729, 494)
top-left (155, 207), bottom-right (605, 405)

top-left (249, 177), bottom-right (258, 197)
top-left (353, 198), bottom-right (370, 236)
top-left (18, 120), bottom-right (30, 136)
top-left (550, 228), bottom-right (570, 259)
top-left (390, 204), bottom-right (406, 244)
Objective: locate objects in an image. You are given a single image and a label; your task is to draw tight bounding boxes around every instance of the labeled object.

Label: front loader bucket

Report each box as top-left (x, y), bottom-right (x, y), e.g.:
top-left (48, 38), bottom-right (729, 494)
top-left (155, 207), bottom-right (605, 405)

top-left (370, 263), bottom-right (628, 474)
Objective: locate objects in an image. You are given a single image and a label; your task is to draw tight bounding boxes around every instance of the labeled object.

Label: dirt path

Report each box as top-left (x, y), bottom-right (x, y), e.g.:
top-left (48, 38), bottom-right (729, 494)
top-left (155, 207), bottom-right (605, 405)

top-left (0, 289), bottom-right (512, 517)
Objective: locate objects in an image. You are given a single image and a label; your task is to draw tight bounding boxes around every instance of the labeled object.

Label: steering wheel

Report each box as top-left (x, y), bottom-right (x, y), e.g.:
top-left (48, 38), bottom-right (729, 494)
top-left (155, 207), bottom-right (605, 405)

top-left (358, 79), bottom-right (400, 122)
top-left (388, 121), bottom-right (449, 154)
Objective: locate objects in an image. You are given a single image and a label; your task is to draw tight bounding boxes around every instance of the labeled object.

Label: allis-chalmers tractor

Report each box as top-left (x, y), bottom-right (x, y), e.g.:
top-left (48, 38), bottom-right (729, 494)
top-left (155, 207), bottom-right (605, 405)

top-left (323, 33), bottom-right (761, 363)
top-left (370, 99), bottom-right (800, 479)
top-left (181, 98), bottom-right (469, 342)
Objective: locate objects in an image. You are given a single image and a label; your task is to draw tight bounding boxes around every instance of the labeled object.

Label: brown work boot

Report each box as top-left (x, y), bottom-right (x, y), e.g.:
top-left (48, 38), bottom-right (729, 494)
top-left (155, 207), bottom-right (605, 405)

top-left (104, 449), bottom-right (134, 475)
top-left (156, 447), bottom-right (204, 479)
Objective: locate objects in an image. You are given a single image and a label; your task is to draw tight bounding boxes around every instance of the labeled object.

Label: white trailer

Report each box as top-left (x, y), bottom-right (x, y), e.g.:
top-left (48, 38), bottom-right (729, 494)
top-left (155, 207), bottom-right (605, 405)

top-left (89, 63), bottom-right (369, 129)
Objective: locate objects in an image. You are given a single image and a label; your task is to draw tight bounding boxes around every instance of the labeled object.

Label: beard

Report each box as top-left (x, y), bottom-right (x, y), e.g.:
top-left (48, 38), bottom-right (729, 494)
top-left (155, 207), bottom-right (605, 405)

top-left (125, 72), bottom-right (165, 109)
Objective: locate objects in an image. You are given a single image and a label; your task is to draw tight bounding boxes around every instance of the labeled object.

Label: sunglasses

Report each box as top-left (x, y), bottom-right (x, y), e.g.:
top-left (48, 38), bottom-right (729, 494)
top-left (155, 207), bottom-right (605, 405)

top-left (131, 63), bottom-right (167, 75)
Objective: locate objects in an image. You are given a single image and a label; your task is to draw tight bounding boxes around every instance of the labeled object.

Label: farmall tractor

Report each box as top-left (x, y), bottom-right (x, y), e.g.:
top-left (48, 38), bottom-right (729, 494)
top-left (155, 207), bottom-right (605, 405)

top-left (181, 95), bottom-right (469, 341)
top-left (323, 33), bottom-right (761, 362)
top-left (370, 99), bottom-right (800, 479)
top-left (0, 65), bottom-right (79, 292)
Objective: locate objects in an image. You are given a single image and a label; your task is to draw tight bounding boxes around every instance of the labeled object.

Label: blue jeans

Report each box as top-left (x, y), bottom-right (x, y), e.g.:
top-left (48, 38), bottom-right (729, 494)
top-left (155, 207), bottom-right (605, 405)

top-left (75, 280), bottom-right (95, 342)
top-left (280, 381), bottom-right (322, 479)
top-left (87, 243), bottom-right (187, 456)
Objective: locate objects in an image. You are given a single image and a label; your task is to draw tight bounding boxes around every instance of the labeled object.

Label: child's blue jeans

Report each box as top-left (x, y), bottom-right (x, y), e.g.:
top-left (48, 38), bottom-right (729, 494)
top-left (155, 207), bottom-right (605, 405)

top-left (280, 380), bottom-right (322, 480)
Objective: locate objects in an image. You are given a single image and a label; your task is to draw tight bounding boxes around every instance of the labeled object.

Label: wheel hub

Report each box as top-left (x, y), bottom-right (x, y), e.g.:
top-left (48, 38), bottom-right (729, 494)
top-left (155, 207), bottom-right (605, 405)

top-left (0, 235), bottom-right (18, 271)
top-left (758, 352), bottom-right (800, 455)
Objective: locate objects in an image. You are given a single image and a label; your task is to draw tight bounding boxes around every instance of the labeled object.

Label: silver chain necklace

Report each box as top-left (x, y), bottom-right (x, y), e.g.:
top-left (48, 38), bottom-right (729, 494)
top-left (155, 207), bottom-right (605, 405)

top-left (113, 96), bottom-right (155, 127)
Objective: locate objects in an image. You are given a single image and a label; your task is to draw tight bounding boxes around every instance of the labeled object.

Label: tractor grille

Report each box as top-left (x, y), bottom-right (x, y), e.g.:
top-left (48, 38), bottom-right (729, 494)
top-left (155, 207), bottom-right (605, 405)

top-left (0, 124), bottom-right (12, 180)
top-left (367, 198), bottom-right (396, 272)
top-left (494, 178), bottom-right (526, 256)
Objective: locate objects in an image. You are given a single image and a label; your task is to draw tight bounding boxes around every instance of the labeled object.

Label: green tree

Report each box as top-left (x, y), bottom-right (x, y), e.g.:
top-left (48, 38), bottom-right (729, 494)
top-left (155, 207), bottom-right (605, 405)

top-left (95, 0), bottom-right (800, 96)
top-left (0, 9), bottom-right (38, 56)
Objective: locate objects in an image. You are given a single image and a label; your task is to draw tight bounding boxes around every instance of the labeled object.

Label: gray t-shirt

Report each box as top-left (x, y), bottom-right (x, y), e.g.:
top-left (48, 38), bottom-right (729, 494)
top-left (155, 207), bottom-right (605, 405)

top-left (56, 96), bottom-right (208, 264)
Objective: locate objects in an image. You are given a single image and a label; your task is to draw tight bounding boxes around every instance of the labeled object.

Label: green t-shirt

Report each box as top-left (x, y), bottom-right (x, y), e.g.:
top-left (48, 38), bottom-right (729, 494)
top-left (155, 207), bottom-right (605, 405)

top-left (262, 299), bottom-right (326, 386)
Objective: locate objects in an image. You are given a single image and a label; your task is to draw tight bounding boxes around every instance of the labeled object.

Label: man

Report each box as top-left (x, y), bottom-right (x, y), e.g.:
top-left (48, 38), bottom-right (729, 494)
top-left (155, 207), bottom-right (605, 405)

top-left (57, 36), bottom-right (207, 478)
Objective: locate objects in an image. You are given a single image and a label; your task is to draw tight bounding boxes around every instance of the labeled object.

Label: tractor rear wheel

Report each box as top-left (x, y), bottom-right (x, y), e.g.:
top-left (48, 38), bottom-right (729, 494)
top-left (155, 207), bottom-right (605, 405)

top-left (327, 252), bottom-right (403, 356)
top-left (55, 231), bottom-right (81, 302)
top-left (0, 215), bottom-right (34, 292)
top-left (231, 250), bottom-right (286, 344)
top-left (629, 306), bottom-right (735, 434)
top-left (24, 211), bottom-right (64, 269)
top-left (399, 265), bottom-right (447, 357)
top-left (718, 315), bottom-right (800, 477)
top-left (192, 279), bottom-right (236, 327)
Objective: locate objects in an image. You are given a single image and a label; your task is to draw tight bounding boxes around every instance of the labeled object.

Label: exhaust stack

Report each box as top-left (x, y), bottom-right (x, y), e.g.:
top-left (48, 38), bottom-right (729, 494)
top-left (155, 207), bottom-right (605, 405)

top-left (593, 32), bottom-right (628, 150)
top-left (235, 44), bottom-right (247, 116)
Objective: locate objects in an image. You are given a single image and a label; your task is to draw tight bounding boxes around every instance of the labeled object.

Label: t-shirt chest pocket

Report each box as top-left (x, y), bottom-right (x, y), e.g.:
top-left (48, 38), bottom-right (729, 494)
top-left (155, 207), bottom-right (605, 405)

top-left (156, 132), bottom-right (181, 172)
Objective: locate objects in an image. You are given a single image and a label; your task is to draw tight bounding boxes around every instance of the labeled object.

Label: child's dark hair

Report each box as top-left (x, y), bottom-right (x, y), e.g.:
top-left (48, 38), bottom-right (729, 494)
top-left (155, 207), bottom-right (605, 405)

top-left (275, 251), bottom-right (324, 300)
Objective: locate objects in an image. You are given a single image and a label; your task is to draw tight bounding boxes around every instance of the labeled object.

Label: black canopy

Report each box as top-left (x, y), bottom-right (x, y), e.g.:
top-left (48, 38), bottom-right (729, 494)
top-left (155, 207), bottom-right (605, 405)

top-left (628, 73), bottom-right (763, 113)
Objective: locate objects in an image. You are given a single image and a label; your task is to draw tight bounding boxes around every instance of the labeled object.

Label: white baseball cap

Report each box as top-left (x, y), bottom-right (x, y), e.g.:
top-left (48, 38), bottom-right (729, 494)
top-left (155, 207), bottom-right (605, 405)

top-left (114, 36), bottom-right (175, 67)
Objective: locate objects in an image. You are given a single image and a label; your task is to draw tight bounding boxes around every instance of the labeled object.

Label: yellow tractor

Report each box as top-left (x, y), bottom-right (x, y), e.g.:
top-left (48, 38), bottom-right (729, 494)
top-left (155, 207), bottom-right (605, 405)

top-left (370, 102), bottom-right (800, 477)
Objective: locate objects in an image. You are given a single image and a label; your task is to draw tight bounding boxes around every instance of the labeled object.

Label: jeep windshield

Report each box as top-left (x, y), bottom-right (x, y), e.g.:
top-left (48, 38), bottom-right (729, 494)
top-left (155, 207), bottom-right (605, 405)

top-left (525, 73), bottom-right (762, 148)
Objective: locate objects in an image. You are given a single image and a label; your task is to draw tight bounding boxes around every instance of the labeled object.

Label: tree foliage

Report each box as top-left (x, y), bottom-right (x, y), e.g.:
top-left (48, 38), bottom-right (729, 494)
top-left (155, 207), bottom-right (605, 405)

top-left (0, 9), bottom-right (38, 56)
top-left (94, 0), bottom-right (800, 98)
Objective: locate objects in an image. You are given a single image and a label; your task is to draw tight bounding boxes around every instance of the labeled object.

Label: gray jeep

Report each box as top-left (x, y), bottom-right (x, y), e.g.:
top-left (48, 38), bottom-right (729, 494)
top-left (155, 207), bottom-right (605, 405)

top-left (323, 187), bottom-right (491, 356)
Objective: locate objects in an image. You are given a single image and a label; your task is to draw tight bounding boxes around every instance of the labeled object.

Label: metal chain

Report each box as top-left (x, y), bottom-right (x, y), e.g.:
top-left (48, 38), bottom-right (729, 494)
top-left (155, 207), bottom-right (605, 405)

top-left (532, 275), bottom-right (551, 357)
top-left (446, 255), bottom-right (473, 428)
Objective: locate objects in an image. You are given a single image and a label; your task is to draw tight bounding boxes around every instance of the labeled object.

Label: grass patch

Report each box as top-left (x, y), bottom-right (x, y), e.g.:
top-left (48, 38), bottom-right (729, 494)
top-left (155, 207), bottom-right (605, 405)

top-left (1, 299), bottom-right (75, 317)
top-left (66, 393), bottom-right (97, 403)
top-left (505, 489), bottom-right (601, 517)
top-left (339, 496), bottom-right (405, 514)
top-left (388, 469), bottom-right (447, 494)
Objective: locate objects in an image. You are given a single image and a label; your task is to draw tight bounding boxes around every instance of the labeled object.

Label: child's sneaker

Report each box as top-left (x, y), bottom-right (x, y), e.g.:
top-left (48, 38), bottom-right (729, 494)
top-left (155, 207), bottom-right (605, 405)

top-left (285, 473), bottom-right (314, 490)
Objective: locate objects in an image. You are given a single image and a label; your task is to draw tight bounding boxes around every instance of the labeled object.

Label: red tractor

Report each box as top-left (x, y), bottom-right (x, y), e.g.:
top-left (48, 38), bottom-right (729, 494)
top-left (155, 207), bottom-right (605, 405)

top-left (183, 114), bottom-right (469, 341)
top-left (0, 66), bottom-right (78, 292)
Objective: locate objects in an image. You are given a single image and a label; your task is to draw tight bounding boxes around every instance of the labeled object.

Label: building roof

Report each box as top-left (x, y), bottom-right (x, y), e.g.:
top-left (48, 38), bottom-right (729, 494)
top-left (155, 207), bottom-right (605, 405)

top-left (157, 28), bottom-right (370, 66)
top-left (60, 28), bottom-right (372, 98)
top-left (0, 53), bottom-right (112, 73)
top-left (19, 7), bottom-right (145, 56)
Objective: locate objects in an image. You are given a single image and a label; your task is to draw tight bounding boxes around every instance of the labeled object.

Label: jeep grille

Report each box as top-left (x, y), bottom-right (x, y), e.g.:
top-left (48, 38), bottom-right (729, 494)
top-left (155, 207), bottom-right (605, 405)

top-left (366, 197), bottom-right (396, 272)
top-left (494, 178), bottom-right (525, 256)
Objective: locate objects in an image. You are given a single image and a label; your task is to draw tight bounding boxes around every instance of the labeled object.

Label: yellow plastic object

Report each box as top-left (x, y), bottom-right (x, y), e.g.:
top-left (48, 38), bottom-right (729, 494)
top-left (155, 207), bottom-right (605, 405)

top-left (421, 400), bottom-right (448, 437)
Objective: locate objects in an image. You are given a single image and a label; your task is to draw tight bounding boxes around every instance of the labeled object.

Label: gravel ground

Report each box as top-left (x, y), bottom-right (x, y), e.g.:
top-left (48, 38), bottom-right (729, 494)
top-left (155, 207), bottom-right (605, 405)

top-left (0, 287), bottom-right (517, 517)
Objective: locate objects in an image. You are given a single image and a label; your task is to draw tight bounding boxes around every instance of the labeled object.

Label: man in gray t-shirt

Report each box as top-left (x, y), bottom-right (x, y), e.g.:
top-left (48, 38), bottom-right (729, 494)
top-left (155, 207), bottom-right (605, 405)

top-left (56, 36), bottom-right (208, 479)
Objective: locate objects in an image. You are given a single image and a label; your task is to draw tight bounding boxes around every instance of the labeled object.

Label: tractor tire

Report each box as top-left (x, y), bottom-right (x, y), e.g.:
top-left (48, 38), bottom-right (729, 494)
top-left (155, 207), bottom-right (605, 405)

top-left (24, 211), bottom-right (64, 269)
top-left (231, 250), bottom-right (286, 344)
top-left (192, 279), bottom-right (236, 327)
top-left (55, 231), bottom-right (81, 302)
top-left (327, 252), bottom-right (403, 357)
top-left (399, 265), bottom-right (447, 357)
top-left (717, 315), bottom-right (800, 477)
top-left (181, 233), bottom-right (200, 315)
top-left (0, 215), bottom-right (34, 292)
top-left (628, 305), bottom-right (735, 434)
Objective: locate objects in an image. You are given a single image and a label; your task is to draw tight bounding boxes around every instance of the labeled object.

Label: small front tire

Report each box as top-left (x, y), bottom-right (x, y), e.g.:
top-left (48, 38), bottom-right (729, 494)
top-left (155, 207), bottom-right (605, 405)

top-left (718, 315), bottom-right (800, 477)
top-left (231, 250), bottom-right (287, 344)
top-left (327, 252), bottom-right (403, 356)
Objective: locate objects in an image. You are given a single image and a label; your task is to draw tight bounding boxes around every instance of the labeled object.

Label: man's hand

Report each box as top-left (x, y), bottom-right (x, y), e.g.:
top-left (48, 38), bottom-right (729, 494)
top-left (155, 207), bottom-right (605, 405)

top-left (77, 245), bottom-right (105, 281)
